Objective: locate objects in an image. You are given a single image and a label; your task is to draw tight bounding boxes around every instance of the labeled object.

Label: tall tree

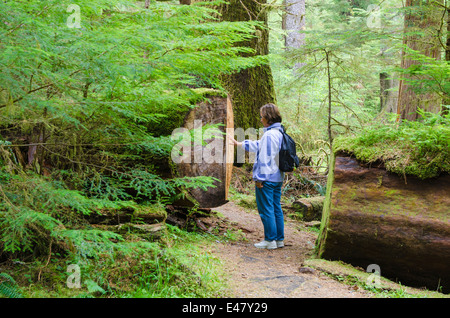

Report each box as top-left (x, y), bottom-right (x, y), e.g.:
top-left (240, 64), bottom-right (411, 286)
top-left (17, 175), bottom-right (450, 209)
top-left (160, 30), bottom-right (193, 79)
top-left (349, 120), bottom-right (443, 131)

top-left (444, 0), bottom-right (450, 112)
top-left (283, 0), bottom-right (306, 49)
top-left (447, 1), bottom-right (450, 62)
top-left (217, 0), bottom-right (277, 130)
top-left (282, 0), bottom-right (306, 71)
top-left (397, 0), bottom-right (443, 121)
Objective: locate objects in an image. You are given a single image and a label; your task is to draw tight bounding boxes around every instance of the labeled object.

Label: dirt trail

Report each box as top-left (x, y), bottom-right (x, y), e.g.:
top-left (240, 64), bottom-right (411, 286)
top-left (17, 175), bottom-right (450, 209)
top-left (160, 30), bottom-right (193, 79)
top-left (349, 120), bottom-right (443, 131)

top-left (206, 201), bottom-right (371, 298)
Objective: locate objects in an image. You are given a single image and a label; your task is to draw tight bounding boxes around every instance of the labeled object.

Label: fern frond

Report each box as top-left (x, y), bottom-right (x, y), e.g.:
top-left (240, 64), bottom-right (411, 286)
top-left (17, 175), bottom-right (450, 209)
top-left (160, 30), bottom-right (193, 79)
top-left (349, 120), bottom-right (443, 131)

top-left (0, 273), bottom-right (23, 298)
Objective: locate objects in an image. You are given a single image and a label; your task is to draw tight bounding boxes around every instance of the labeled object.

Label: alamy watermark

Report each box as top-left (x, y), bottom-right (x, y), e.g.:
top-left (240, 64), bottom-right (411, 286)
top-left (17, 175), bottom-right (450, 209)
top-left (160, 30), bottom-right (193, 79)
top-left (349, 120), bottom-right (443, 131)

top-left (366, 4), bottom-right (381, 29)
top-left (66, 264), bottom-right (81, 289)
top-left (170, 121), bottom-right (268, 165)
top-left (66, 4), bottom-right (81, 29)
top-left (366, 4), bottom-right (403, 30)
top-left (366, 264), bottom-right (381, 289)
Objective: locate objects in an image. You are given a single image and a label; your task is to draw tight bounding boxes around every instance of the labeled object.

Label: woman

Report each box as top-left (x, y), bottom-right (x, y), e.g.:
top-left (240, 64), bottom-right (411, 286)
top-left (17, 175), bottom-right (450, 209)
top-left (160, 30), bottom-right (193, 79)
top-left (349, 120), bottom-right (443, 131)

top-left (230, 103), bottom-right (285, 250)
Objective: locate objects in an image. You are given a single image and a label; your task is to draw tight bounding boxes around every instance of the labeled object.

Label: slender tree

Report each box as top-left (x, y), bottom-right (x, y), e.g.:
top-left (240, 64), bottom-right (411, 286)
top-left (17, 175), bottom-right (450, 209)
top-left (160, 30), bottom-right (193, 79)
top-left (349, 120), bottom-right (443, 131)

top-left (444, 0), bottom-right (450, 112)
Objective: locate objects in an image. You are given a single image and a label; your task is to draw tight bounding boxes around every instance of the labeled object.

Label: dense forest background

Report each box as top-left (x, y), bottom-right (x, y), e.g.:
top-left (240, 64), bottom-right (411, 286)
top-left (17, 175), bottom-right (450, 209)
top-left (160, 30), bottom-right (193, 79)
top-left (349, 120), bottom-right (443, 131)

top-left (0, 0), bottom-right (448, 297)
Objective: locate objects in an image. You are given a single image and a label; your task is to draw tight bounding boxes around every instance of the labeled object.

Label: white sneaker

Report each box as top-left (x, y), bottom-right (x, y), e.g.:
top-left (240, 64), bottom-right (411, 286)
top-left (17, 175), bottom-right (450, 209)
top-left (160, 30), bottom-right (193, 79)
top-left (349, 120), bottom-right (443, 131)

top-left (276, 241), bottom-right (284, 248)
top-left (254, 240), bottom-right (277, 250)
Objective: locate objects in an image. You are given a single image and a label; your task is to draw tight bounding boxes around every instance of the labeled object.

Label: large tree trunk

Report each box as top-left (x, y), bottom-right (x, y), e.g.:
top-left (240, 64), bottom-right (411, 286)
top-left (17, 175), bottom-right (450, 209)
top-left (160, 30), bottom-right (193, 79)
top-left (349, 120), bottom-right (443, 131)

top-left (316, 153), bottom-right (450, 293)
top-left (397, 0), bottom-right (443, 121)
top-left (217, 0), bottom-right (277, 131)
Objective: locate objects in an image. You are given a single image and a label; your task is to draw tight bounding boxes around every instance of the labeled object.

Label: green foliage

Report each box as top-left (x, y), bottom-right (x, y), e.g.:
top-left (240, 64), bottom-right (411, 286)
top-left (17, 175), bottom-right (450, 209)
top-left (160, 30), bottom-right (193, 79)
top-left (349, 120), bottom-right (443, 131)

top-left (126, 225), bottom-right (227, 298)
top-left (0, 0), bottom-right (262, 298)
top-left (0, 273), bottom-right (23, 298)
top-left (0, 0), bottom-right (262, 132)
top-left (394, 46), bottom-right (450, 101)
top-left (0, 0), bottom-right (262, 171)
top-left (334, 111), bottom-right (450, 179)
top-left (269, 0), bottom-right (404, 160)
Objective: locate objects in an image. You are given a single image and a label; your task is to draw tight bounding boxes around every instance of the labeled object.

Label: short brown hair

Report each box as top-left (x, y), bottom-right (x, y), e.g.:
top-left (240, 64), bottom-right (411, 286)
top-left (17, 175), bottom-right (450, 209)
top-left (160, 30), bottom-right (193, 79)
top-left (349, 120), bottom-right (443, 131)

top-left (260, 103), bottom-right (282, 125)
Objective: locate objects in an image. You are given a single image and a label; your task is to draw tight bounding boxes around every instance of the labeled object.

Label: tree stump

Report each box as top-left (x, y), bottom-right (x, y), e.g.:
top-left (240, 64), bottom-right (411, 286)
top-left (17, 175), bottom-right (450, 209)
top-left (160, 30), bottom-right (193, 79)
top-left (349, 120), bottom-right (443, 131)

top-left (316, 153), bottom-right (450, 293)
top-left (174, 93), bottom-right (234, 208)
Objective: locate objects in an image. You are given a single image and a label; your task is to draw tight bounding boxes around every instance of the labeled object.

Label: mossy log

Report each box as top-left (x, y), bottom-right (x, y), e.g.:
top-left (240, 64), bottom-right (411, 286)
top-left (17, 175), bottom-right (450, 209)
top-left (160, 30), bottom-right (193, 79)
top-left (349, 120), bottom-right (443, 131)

top-left (317, 152), bottom-right (450, 293)
top-left (292, 196), bottom-right (325, 221)
top-left (86, 205), bottom-right (166, 225)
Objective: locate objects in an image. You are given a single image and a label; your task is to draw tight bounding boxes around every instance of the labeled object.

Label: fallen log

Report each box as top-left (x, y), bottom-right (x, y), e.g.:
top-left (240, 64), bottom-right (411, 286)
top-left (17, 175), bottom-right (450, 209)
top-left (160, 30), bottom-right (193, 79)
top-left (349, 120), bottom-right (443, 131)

top-left (86, 205), bottom-right (166, 225)
top-left (292, 196), bottom-right (324, 221)
top-left (316, 153), bottom-right (450, 293)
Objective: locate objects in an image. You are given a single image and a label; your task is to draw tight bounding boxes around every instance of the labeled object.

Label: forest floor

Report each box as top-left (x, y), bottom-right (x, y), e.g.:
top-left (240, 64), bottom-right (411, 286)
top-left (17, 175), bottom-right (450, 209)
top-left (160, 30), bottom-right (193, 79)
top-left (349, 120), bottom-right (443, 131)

top-left (203, 200), bottom-right (373, 298)
top-left (193, 166), bottom-right (448, 299)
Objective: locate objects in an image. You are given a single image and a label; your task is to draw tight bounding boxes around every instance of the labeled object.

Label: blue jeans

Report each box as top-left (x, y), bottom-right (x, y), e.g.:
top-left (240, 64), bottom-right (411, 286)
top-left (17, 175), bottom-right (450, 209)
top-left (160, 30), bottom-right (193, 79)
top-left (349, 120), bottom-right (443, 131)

top-left (255, 181), bottom-right (284, 242)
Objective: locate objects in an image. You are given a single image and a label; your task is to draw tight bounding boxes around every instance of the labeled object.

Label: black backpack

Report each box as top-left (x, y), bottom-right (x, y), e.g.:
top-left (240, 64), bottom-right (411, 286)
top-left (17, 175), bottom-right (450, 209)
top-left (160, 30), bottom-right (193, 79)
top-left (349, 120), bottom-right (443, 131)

top-left (276, 125), bottom-right (300, 172)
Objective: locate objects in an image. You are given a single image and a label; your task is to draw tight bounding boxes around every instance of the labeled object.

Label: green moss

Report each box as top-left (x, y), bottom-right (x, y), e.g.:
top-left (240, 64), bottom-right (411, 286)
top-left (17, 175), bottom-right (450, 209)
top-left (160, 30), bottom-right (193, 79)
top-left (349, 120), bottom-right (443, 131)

top-left (333, 112), bottom-right (450, 179)
top-left (384, 189), bottom-right (400, 197)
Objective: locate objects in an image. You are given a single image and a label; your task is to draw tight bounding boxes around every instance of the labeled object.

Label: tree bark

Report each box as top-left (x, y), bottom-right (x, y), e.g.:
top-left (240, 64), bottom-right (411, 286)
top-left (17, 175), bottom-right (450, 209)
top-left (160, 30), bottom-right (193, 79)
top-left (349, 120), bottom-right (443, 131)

top-left (282, 0), bottom-right (306, 71)
top-left (174, 93), bottom-right (234, 208)
top-left (282, 0), bottom-right (306, 49)
top-left (397, 0), bottom-right (443, 121)
top-left (217, 0), bottom-right (277, 131)
top-left (380, 72), bottom-right (399, 113)
top-left (445, 2), bottom-right (450, 113)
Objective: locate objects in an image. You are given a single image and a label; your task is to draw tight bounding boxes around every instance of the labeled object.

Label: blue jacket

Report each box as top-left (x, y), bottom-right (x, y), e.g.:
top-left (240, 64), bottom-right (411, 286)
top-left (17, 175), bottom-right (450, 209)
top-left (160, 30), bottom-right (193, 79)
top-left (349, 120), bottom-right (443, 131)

top-left (242, 122), bottom-right (285, 183)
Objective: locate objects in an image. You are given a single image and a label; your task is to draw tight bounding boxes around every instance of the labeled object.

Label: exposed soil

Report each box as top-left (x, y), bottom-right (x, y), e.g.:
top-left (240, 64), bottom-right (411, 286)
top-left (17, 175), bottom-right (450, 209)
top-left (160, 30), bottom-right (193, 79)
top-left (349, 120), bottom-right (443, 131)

top-left (204, 200), bottom-right (372, 298)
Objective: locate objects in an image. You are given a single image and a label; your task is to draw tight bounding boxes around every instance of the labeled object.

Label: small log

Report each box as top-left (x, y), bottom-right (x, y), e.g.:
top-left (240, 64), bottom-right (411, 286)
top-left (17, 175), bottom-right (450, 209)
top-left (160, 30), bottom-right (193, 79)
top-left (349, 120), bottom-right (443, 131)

top-left (195, 218), bottom-right (208, 232)
top-left (292, 196), bottom-right (325, 221)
